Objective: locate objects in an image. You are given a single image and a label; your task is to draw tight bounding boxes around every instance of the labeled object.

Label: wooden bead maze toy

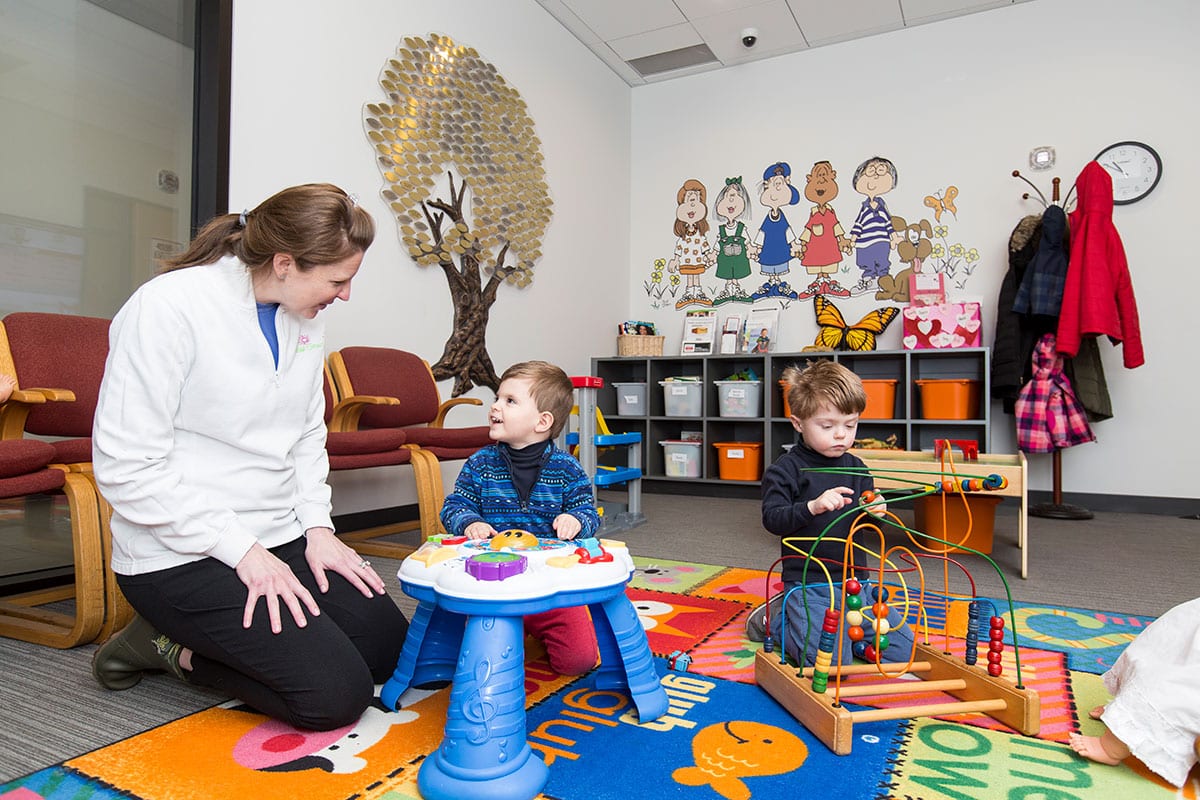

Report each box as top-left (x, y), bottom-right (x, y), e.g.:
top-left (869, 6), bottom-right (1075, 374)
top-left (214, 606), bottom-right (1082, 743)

top-left (754, 444), bottom-right (1041, 755)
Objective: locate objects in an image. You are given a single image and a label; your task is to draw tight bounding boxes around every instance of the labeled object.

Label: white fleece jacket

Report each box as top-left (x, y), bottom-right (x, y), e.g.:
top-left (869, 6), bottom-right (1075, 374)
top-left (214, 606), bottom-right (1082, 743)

top-left (93, 257), bottom-right (333, 575)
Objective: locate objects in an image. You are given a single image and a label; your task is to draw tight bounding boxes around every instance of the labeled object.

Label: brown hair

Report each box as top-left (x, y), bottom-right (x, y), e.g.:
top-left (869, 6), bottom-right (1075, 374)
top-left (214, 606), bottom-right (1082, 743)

top-left (161, 183), bottom-right (375, 274)
top-left (500, 360), bottom-right (575, 439)
top-left (782, 360), bottom-right (866, 420)
top-left (672, 179), bottom-right (710, 238)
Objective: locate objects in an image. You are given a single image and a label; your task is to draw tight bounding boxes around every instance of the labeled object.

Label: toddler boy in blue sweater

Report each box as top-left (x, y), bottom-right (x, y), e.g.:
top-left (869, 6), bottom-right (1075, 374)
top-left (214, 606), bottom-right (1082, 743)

top-left (441, 360), bottom-right (601, 675)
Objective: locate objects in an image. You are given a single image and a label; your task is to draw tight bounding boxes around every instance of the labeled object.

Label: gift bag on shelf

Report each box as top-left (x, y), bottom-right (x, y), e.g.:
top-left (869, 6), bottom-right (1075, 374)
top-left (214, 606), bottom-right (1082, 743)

top-left (901, 302), bottom-right (982, 349)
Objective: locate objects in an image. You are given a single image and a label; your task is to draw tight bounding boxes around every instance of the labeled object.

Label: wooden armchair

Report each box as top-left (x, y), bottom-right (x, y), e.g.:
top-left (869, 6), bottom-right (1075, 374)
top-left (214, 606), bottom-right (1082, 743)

top-left (0, 437), bottom-right (110, 648)
top-left (322, 365), bottom-right (444, 557)
top-left (326, 347), bottom-right (492, 460)
top-left (0, 312), bottom-right (131, 645)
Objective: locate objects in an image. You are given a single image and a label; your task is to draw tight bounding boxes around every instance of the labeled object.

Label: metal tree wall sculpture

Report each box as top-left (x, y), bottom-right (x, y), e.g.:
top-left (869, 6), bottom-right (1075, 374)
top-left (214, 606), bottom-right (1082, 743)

top-left (365, 34), bottom-right (551, 395)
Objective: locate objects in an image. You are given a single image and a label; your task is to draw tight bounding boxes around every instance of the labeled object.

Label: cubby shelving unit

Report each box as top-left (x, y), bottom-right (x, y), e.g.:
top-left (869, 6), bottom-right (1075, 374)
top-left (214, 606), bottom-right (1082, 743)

top-left (591, 348), bottom-right (991, 487)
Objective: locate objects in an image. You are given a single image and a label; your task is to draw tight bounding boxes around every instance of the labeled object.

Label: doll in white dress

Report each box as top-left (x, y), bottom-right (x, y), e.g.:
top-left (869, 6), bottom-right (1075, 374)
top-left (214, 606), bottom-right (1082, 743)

top-left (1069, 597), bottom-right (1200, 788)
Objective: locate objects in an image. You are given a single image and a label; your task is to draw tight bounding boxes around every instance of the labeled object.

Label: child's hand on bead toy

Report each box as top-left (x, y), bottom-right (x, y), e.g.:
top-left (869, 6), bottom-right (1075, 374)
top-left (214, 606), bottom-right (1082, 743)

top-left (552, 513), bottom-right (582, 540)
top-left (859, 489), bottom-right (888, 516)
top-left (807, 486), bottom-right (853, 515)
top-left (464, 521), bottom-right (497, 541)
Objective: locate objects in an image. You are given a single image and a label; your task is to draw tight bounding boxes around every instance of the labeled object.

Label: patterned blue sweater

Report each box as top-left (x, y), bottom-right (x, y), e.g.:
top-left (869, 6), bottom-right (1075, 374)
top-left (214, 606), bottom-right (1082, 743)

top-left (440, 442), bottom-right (600, 538)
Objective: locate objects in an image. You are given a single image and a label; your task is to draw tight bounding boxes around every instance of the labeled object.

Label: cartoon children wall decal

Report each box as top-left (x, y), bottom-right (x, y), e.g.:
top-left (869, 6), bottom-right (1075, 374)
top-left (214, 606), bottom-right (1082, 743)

top-left (667, 178), bottom-right (715, 309)
top-left (796, 160), bottom-right (852, 300)
top-left (848, 156), bottom-right (900, 297)
top-left (711, 177), bottom-right (755, 305)
top-left (751, 162), bottom-right (802, 301)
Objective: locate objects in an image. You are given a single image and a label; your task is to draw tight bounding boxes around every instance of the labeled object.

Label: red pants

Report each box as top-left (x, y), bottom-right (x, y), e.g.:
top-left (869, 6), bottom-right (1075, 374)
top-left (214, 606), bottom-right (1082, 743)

top-left (525, 605), bottom-right (599, 676)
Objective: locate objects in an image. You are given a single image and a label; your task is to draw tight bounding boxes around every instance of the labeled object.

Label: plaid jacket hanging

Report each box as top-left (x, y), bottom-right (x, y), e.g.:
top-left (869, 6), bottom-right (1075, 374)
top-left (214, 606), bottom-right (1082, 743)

top-left (1015, 333), bottom-right (1096, 453)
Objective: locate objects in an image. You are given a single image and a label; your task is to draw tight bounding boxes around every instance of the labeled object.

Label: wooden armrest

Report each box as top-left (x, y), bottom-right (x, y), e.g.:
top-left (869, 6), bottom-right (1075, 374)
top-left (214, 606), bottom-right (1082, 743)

top-left (1, 387), bottom-right (78, 440)
top-left (328, 393), bottom-right (400, 432)
top-left (432, 397), bottom-right (482, 427)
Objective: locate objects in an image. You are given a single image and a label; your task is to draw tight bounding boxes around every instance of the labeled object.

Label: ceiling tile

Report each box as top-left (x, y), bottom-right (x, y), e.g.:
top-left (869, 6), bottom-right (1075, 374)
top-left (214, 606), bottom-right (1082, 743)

top-left (608, 23), bottom-right (704, 61)
top-left (901, 0), bottom-right (1011, 26)
top-left (787, 0), bottom-right (905, 45)
top-left (688, 0), bottom-right (808, 64)
top-left (561, 0), bottom-right (686, 41)
top-left (674, 0), bottom-right (769, 18)
top-left (534, 0), bottom-right (601, 44)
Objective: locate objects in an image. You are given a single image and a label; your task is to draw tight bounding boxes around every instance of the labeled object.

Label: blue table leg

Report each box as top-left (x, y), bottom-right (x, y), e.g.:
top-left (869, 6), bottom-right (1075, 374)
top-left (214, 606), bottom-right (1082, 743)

top-left (591, 595), bottom-right (668, 723)
top-left (381, 601), bottom-right (463, 710)
top-left (418, 614), bottom-right (548, 800)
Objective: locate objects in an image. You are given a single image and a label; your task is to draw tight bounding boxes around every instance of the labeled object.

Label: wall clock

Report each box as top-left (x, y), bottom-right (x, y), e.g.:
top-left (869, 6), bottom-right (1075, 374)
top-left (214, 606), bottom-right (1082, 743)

top-left (1094, 141), bottom-right (1162, 204)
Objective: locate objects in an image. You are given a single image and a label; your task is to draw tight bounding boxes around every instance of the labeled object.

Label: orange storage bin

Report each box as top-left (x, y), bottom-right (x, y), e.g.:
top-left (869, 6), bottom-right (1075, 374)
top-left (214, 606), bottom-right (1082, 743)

top-left (713, 441), bottom-right (763, 481)
top-left (913, 494), bottom-right (1000, 554)
top-left (860, 379), bottom-right (898, 419)
top-left (779, 380), bottom-right (791, 418)
top-left (916, 378), bottom-right (980, 420)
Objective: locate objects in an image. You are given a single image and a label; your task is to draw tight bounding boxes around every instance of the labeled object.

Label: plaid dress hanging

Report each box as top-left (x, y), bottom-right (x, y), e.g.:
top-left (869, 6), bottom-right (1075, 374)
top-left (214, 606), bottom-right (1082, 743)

top-left (1015, 333), bottom-right (1096, 453)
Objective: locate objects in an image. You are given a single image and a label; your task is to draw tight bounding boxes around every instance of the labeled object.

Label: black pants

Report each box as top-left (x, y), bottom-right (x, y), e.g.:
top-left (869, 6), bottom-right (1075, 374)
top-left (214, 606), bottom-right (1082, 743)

top-left (117, 537), bottom-right (408, 730)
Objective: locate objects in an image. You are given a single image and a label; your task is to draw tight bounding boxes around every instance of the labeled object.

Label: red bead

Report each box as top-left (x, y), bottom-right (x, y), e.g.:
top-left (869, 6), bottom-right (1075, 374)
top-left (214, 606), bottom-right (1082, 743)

top-left (845, 578), bottom-right (861, 595)
top-left (987, 650), bottom-right (1003, 664)
top-left (863, 644), bottom-right (878, 662)
top-left (987, 663), bottom-right (1003, 677)
top-left (989, 640), bottom-right (1004, 653)
top-left (990, 628), bottom-right (1005, 641)
top-left (861, 490), bottom-right (877, 504)
top-left (991, 616), bottom-right (1005, 630)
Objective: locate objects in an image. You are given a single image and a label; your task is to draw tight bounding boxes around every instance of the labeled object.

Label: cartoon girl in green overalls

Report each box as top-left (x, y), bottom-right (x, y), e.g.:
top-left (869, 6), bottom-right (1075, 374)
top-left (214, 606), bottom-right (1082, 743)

top-left (712, 177), bottom-right (755, 305)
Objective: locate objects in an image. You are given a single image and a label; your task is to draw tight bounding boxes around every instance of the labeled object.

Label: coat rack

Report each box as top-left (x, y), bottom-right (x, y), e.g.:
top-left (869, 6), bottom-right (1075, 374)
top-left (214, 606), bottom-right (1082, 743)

top-left (1011, 170), bottom-right (1093, 521)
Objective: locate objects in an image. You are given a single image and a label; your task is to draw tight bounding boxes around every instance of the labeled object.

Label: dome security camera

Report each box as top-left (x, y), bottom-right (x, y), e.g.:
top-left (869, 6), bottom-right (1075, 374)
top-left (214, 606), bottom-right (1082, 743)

top-left (741, 27), bottom-right (758, 48)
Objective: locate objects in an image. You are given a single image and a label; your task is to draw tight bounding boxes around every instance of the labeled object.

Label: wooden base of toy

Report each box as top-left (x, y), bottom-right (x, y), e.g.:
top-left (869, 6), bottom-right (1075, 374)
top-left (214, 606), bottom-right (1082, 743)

top-left (755, 642), bottom-right (1040, 755)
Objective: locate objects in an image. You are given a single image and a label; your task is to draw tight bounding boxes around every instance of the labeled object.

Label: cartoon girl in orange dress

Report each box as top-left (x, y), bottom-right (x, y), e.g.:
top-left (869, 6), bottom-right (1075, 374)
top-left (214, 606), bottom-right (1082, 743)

top-left (667, 179), bottom-right (715, 309)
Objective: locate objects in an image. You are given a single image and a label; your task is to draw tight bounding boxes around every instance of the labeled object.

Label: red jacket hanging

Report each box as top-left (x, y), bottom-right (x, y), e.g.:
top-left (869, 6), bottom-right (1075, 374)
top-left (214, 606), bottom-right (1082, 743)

top-left (1055, 161), bottom-right (1144, 368)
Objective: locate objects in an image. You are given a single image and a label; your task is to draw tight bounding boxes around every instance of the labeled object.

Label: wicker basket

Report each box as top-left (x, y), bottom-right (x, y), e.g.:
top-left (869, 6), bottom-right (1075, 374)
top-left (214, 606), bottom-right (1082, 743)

top-left (617, 334), bottom-right (664, 356)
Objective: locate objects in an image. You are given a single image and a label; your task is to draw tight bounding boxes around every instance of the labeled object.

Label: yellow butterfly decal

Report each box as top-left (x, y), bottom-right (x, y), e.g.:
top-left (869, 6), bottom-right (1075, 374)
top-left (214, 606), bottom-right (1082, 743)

top-left (811, 295), bottom-right (899, 351)
top-left (923, 185), bottom-right (959, 222)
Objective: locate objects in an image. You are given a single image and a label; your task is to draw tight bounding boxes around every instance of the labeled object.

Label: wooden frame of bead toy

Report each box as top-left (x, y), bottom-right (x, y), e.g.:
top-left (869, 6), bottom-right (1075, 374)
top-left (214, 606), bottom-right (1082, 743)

top-left (754, 450), bottom-right (1041, 755)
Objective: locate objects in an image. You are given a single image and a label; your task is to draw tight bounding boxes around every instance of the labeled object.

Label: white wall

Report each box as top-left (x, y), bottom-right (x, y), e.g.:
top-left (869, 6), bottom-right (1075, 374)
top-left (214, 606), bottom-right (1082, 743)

top-left (229, 0), bottom-right (631, 511)
top-left (628, 0), bottom-right (1197, 501)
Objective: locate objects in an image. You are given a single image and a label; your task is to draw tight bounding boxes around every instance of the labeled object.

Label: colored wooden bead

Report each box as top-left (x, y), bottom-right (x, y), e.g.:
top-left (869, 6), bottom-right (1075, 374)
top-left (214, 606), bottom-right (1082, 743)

top-left (991, 616), bottom-right (1005, 630)
top-left (990, 628), bottom-right (1005, 642)
top-left (851, 640), bottom-right (868, 659)
top-left (987, 663), bottom-right (1003, 677)
top-left (988, 650), bottom-right (1003, 664)
top-left (860, 490), bottom-right (877, 504)
top-left (871, 585), bottom-right (890, 602)
top-left (845, 610), bottom-right (864, 627)
top-left (847, 625), bottom-right (865, 642)
top-left (875, 618), bottom-right (891, 635)
top-left (844, 578), bottom-right (861, 595)
top-left (845, 594), bottom-right (863, 611)
top-left (876, 633), bottom-right (890, 651)
top-left (872, 602), bottom-right (889, 619)
top-left (863, 644), bottom-right (878, 662)
top-left (989, 640), bottom-right (1004, 653)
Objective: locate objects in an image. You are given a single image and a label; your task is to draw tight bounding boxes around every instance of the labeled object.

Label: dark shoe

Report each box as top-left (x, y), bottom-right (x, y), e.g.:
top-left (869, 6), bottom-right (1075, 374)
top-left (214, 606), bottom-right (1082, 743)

top-left (745, 593), bottom-right (784, 642)
top-left (92, 615), bottom-right (186, 690)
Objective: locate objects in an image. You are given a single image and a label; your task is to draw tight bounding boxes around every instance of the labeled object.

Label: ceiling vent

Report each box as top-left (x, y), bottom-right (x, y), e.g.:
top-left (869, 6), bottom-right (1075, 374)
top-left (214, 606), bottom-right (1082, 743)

top-left (627, 43), bottom-right (717, 77)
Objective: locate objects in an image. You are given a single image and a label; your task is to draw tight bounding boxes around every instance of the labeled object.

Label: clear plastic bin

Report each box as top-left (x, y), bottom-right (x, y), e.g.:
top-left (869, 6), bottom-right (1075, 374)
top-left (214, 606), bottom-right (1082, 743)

top-left (660, 440), bottom-right (702, 477)
top-left (659, 380), bottom-right (702, 417)
top-left (714, 380), bottom-right (762, 417)
top-left (612, 382), bottom-right (646, 416)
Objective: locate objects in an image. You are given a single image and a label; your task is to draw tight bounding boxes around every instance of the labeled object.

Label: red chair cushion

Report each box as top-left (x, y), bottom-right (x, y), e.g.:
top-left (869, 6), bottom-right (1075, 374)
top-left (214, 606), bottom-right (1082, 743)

top-left (50, 437), bottom-right (92, 465)
top-left (338, 347), bottom-right (440, 428)
top-left (326, 429), bottom-right (408, 456)
top-left (0, 439), bottom-right (57, 479)
top-left (4, 312), bottom-right (110, 438)
top-left (329, 448), bottom-right (413, 471)
top-left (402, 426), bottom-right (492, 450)
top-left (0, 467), bottom-right (65, 498)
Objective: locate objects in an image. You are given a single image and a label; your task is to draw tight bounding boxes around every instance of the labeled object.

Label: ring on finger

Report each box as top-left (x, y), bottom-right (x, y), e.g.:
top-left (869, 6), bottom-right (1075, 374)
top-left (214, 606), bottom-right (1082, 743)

top-left (359, 559), bottom-right (371, 569)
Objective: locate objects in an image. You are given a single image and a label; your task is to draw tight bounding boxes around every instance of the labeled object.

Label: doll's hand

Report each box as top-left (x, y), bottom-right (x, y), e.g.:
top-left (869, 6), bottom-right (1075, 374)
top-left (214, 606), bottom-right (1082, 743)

top-left (808, 487), bottom-right (854, 516)
top-left (465, 521), bottom-right (496, 541)
top-left (552, 514), bottom-right (582, 540)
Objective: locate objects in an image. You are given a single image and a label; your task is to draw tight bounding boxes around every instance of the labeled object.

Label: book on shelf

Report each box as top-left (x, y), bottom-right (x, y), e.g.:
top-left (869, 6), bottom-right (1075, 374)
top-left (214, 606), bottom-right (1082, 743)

top-left (740, 307), bottom-right (780, 353)
top-left (680, 310), bottom-right (717, 355)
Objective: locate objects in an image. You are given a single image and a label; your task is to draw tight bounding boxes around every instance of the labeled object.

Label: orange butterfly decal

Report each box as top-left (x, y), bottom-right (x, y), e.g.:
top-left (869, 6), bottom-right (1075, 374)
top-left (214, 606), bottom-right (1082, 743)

top-left (923, 185), bottom-right (959, 222)
top-left (811, 296), bottom-right (899, 352)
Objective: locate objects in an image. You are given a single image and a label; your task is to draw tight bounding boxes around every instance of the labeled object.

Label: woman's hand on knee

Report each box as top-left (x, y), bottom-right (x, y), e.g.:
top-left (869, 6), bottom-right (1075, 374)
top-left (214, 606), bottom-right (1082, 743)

top-left (235, 543), bottom-right (321, 633)
top-left (303, 527), bottom-right (386, 598)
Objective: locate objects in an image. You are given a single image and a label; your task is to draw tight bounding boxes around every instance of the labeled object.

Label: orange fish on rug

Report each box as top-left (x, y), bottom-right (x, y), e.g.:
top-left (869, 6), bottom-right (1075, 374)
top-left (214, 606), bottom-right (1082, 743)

top-left (672, 720), bottom-right (808, 800)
